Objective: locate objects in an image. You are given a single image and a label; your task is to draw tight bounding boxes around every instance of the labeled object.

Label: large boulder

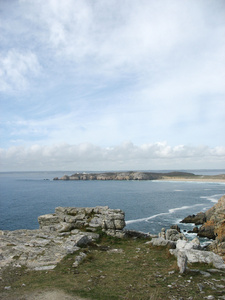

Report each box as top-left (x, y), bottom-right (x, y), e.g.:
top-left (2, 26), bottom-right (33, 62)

top-left (170, 248), bottom-right (225, 270)
top-left (150, 237), bottom-right (176, 249)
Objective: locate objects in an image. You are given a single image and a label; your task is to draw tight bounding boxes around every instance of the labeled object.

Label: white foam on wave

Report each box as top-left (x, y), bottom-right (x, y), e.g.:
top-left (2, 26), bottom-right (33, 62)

top-left (200, 193), bottom-right (224, 203)
top-left (174, 189), bottom-right (184, 192)
top-left (126, 203), bottom-right (204, 225)
top-left (169, 204), bottom-right (203, 213)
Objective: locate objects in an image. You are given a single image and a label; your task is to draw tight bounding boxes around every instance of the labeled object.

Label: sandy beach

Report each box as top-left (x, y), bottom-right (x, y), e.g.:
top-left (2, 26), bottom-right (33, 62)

top-left (160, 176), bottom-right (225, 183)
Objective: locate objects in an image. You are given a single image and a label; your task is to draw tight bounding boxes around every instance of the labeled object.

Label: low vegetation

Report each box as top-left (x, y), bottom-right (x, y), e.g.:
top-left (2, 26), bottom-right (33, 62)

top-left (1, 233), bottom-right (225, 300)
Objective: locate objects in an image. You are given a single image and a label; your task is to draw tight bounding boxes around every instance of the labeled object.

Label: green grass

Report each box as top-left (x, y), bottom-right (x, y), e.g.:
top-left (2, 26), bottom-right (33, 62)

top-left (1, 234), bottom-right (225, 300)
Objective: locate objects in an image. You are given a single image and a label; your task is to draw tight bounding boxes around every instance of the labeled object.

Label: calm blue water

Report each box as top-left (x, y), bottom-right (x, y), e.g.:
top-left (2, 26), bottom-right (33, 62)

top-left (0, 170), bottom-right (225, 237)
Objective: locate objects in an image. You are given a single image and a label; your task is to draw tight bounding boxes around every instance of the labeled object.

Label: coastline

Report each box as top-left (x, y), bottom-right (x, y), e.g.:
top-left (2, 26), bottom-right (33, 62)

top-left (54, 171), bottom-right (225, 182)
top-left (158, 177), bottom-right (225, 183)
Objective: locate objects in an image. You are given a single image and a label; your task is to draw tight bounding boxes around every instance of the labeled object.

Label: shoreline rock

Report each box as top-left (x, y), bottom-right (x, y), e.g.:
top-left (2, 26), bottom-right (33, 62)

top-left (181, 195), bottom-right (225, 260)
top-left (180, 212), bottom-right (206, 225)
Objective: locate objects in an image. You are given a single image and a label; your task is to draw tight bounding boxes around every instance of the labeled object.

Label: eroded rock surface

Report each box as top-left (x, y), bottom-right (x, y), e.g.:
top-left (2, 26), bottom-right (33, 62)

top-left (38, 206), bottom-right (126, 233)
top-left (0, 206), bottom-right (126, 276)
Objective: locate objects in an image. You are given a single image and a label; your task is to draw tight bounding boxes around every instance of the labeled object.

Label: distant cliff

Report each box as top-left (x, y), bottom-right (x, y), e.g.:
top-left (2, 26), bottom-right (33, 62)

top-left (53, 171), bottom-right (196, 181)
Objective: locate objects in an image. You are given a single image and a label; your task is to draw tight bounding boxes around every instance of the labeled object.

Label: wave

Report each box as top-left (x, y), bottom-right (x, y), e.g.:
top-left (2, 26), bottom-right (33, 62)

top-left (200, 193), bottom-right (224, 203)
top-left (126, 203), bottom-right (204, 225)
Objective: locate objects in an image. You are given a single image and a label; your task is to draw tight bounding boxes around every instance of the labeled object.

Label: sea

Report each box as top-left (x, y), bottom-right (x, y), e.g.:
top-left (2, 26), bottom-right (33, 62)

top-left (0, 170), bottom-right (225, 241)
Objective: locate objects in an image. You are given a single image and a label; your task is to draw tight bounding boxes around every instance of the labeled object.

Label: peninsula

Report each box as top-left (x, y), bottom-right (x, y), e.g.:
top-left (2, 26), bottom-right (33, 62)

top-left (53, 171), bottom-right (225, 182)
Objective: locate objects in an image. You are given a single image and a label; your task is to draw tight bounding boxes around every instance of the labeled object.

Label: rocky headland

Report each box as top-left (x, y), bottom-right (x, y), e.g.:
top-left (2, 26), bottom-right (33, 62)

top-left (53, 171), bottom-right (225, 182)
top-left (1, 199), bottom-right (225, 278)
top-left (1, 201), bottom-right (225, 299)
top-left (181, 195), bottom-right (225, 260)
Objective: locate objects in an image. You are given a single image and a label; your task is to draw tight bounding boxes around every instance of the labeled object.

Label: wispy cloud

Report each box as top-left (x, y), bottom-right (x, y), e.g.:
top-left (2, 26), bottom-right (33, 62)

top-left (0, 50), bottom-right (41, 93)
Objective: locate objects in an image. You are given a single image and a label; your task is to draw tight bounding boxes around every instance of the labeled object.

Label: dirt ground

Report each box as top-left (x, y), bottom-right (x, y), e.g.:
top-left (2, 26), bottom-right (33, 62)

top-left (0, 289), bottom-right (88, 300)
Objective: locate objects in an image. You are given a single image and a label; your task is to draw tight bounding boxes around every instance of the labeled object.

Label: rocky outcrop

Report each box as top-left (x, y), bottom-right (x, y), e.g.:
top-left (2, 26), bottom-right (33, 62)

top-left (170, 239), bottom-right (225, 270)
top-left (152, 228), bottom-right (225, 271)
top-left (181, 195), bottom-right (225, 260)
top-left (0, 206), bottom-right (126, 275)
top-left (158, 227), bottom-right (187, 241)
top-left (180, 212), bottom-right (206, 225)
top-left (199, 195), bottom-right (225, 260)
top-left (150, 227), bottom-right (187, 249)
top-left (0, 228), bottom-right (98, 273)
top-left (38, 206), bottom-right (126, 235)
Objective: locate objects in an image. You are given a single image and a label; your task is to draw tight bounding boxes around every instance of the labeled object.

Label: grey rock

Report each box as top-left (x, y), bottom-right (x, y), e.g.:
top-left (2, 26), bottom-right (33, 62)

top-left (74, 235), bottom-right (91, 247)
top-left (176, 238), bottom-right (201, 251)
top-left (158, 228), bottom-right (166, 239)
top-left (150, 237), bottom-right (176, 249)
top-left (0, 206), bottom-right (127, 277)
top-left (197, 283), bottom-right (205, 292)
top-left (170, 248), bottom-right (225, 269)
top-left (200, 271), bottom-right (211, 277)
top-left (170, 225), bottom-right (181, 232)
top-left (166, 229), bottom-right (187, 241)
top-left (177, 251), bottom-right (187, 273)
top-left (34, 265), bottom-right (56, 271)
top-left (38, 214), bottom-right (61, 228)
top-left (181, 212), bottom-right (206, 225)
top-left (72, 252), bottom-right (87, 268)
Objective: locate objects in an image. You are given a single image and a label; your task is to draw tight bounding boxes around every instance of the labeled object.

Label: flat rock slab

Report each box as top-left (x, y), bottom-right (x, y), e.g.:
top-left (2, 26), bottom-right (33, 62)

top-left (0, 229), bottom-right (98, 276)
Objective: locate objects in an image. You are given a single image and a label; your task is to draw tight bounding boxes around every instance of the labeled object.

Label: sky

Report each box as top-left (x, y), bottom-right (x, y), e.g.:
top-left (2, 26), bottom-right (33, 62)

top-left (0, 0), bottom-right (225, 171)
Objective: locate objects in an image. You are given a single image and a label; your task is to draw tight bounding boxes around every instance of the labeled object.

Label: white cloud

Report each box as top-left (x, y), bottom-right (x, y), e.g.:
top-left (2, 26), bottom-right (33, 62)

top-left (0, 50), bottom-right (41, 93)
top-left (0, 0), bottom-right (224, 162)
top-left (18, 0), bottom-right (222, 72)
top-left (1, 142), bottom-right (224, 171)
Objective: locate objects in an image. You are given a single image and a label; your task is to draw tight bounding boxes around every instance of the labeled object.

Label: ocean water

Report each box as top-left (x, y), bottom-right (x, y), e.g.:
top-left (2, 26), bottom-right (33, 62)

top-left (0, 170), bottom-right (225, 239)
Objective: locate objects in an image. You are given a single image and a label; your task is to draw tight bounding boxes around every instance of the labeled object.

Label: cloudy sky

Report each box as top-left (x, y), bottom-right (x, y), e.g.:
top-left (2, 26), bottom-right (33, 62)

top-left (0, 0), bottom-right (225, 171)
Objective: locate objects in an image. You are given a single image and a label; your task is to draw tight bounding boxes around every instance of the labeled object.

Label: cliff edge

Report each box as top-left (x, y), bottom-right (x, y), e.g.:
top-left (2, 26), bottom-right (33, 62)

top-left (181, 195), bottom-right (225, 260)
